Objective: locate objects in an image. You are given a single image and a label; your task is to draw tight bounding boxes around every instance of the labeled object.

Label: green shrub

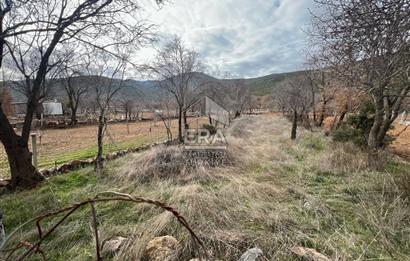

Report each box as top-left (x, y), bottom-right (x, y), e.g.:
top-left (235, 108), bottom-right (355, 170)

top-left (301, 133), bottom-right (325, 151)
top-left (332, 123), bottom-right (367, 147)
top-left (202, 123), bottom-right (217, 135)
top-left (345, 99), bottom-right (375, 135)
top-left (332, 99), bottom-right (394, 147)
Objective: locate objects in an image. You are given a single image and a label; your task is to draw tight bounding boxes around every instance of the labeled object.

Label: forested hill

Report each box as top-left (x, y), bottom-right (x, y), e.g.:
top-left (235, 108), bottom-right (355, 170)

top-left (243, 70), bottom-right (306, 96)
top-left (6, 70), bottom-right (306, 102)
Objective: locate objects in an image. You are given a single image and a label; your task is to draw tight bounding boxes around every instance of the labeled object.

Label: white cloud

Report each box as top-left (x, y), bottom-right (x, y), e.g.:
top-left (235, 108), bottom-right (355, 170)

top-left (139, 0), bottom-right (314, 78)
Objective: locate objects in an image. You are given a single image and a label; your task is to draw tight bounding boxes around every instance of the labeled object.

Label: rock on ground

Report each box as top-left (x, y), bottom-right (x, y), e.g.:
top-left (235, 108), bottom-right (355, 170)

top-left (101, 236), bottom-right (127, 256)
top-left (290, 246), bottom-right (331, 261)
top-left (238, 247), bottom-right (263, 261)
top-left (144, 235), bottom-right (181, 261)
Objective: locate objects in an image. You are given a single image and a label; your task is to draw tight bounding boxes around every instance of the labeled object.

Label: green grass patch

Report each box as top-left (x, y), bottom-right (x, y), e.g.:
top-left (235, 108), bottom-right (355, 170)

top-left (300, 132), bottom-right (326, 152)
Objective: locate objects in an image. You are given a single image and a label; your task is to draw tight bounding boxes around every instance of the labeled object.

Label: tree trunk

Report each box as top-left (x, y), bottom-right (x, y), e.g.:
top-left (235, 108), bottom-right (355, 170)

top-left (96, 113), bottom-right (106, 172)
top-left (291, 110), bottom-right (298, 140)
top-left (368, 93), bottom-right (384, 149)
top-left (312, 93), bottom-right (317, 123)
top-left (70, 107), bottom-right (78, 125)
top-left (335, 110), bottom-right (347, 130)
top-left (317, 99), bottom-right (328, 126)
top-left (178, 107), bottom-right (183, 143)
top-left (372, 117), bottom-right (395, 149)
top-left (164, 120), bottom-right (172, 141)
top-left (0, 105), bottom-right (43, 188)
top-left (67, 94), bottom-right (78, 125)
top-left (6, 142), bottom-right (43, 188)
top-left (304, 110), bottom-right (312, 131)
top-left (124, 107), bottom-right (128, 121)
top-left (183, 110), bottom-right (189, 130)
top-left (0, 27), bottom-right (64, 189)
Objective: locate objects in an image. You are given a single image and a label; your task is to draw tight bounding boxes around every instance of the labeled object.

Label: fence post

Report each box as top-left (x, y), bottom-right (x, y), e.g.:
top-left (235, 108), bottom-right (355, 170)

top-left (31, 133), bottom-right (38, 169)
top-left (127, 118), bottom-right (130, 134)
top-left (149, 121), bottom-right (152, 145)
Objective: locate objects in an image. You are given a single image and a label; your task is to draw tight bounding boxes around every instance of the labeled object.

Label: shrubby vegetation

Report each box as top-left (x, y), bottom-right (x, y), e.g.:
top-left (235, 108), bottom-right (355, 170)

top-left (333, 100), bottom-right (396, 148)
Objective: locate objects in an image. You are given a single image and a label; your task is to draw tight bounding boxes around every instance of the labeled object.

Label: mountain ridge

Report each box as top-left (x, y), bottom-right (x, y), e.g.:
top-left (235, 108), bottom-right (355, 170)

top-left (6, 70), bottom-right (306, 102)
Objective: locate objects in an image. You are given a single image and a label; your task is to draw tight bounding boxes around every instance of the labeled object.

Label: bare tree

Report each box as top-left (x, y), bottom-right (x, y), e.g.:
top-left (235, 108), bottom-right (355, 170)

top-left (123, 100), bottom-right (134, 121)
top-left (305, 56), bottom-right (337, 127)
top-left (275, 77), bottom-right (313, 139)
top-left (149, 36), bottom-right (202, 143)
top-left (0, 0), bottom-right (162, 188)
top-left (225, 78), bottom-right (250, 118)
top-left (4, 45), bottom-right (63, 118)
top-left (58, 47), bottom-right (91, 125)
top-left (332, 85), bottom-right (364, 130)
top-left (84, 51), bottom-right (127, 173)
top-left (116, 84), bottom-right (146, 122)
top-left (310, 0), bottom-right (410, 149)
top-left (64, 75), bottom-right (90, 125)
top-left (155, 89), bottom-right (176, 141)
top-left (199, 72), bottom-right (251, 118)
top-left (216, 71), bottom-right (250, 114)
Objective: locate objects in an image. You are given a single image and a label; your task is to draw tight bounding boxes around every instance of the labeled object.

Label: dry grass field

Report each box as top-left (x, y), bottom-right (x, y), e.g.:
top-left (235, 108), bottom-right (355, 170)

top-left (1, 114), bottom-right (409, 260)
top-left (0, 117), bottom-right (208, 179)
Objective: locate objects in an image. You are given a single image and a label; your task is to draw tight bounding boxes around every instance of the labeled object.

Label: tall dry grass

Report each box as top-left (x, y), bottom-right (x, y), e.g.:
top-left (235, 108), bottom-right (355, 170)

top-left (4, 114), bottom-right (408, 260)
top-left (319, 142), bottom-right (370, 173)
top-left (104, 114), bottom-right (410, 260)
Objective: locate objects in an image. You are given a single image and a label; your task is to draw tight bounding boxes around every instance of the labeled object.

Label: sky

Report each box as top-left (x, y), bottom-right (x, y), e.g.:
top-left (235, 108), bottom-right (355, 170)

top-left (139, 0), bottom-right (316, 78)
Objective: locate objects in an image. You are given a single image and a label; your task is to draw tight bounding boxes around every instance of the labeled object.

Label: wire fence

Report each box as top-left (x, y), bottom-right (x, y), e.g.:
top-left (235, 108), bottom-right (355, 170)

top-left (0, 117), bottom-right (208, 180)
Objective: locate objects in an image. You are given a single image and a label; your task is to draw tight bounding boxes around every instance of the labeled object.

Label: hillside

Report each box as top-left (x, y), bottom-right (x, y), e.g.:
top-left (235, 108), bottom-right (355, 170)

top-left (6, 70), bottom-right (305, 103)
top-left (1, 114), bottom-right (409, 260)
top-left (243, 70), bottom-right (306, 96)
top-left (6, 77), bottom-right (160, 103)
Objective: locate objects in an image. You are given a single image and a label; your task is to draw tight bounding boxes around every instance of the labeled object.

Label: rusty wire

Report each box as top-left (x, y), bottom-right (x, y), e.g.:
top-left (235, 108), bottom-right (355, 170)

top-left (1, 191), bottom-right (208, 261)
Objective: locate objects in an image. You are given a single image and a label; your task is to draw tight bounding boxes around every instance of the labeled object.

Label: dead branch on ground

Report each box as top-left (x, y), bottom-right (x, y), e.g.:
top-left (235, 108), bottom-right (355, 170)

top-left (1, 191), bottom-right (208, 261)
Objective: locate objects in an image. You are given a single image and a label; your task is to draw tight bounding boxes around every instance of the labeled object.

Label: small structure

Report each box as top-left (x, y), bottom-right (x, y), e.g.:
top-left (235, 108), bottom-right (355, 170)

top-left (11, 102), bottom-right (27, 116)
top-left (11, 100), bottom-right (63, 117)
top-left (204, 96), bottom-right (230, 127)
top-left (42, 100), bottom-right (63, 116)
top-left (189, 96), bottom-right (230, 127)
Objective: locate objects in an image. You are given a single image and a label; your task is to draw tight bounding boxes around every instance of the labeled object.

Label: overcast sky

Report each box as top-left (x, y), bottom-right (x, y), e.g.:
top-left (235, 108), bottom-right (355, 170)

top-left (140, 0), bottom-right (315, 78)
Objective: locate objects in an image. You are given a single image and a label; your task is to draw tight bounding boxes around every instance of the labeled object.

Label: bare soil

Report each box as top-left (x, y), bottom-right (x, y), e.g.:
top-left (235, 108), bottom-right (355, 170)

top-left (389, 123), bottom-right (410, 160)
